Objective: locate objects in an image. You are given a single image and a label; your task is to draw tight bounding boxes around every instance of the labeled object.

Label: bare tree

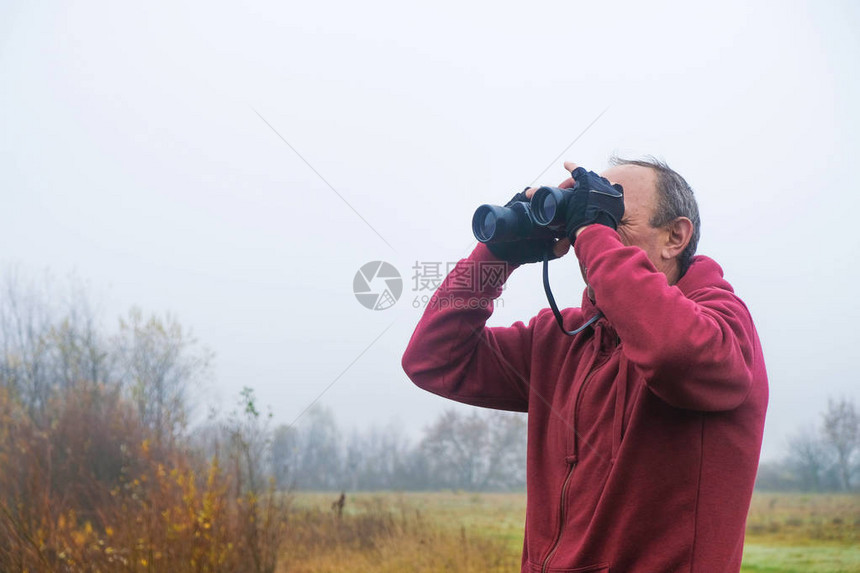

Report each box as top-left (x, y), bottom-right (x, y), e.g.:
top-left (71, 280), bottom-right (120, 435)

top-left (786, 426), bottom-right (833, 491)
top-left (270, 405), bottom-right (343, 490)
top-left (485, 410), bottom-right (528, 489)
top-left (114, 307), bottom-right (213, 446)
top-left (822, 397), bottom-right (859, 491)
top-left (227, 386), bottom-right (273, 494)
top-left (421, 409), bottom-right (486, 490)
top-left (47, 281), bottom-right (113, 391)
top-left (420, 409), bottom-right (526, 491)
top-left (299, 405), bottom-right (343, 490)
top-left (271, 424), bottom-right (300, 490)
top-left (0, 268), bottom-right (111, 424)
top-left (0, 268), bottom-right (58, 421)
top-left (344, 422), bottom-right (410, 490)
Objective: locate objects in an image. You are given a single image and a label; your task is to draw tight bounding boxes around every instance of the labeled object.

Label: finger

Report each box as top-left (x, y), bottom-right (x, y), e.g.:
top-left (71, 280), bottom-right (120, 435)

top-left (563, 161), bottom-right (580, 173)
top-left (524, 186), bottom-right (539, 200)
top-left (553, 238), bottom-right (571, 258)
top-left (557, 176), bottom-right (575, 189)
top-left (560, 161), bottom-right (581, 188)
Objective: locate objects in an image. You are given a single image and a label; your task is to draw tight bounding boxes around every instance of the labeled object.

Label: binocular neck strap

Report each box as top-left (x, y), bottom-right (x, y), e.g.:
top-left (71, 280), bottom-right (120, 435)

top-left (542, 250), bottom-right (603, 336)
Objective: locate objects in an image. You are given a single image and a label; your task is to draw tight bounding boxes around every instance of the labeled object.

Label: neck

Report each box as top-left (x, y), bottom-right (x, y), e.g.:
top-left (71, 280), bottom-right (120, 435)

top-left (661, 260), bottom-right (681, 286)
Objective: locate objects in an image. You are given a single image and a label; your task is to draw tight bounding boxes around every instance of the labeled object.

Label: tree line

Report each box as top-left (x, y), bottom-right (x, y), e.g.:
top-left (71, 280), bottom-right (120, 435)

top-left (270, 406), bottom-right (527, 492)
top-left (756, 396), bottom-right (859, 492)
top-left (278, 400), bottom-right (859, 494)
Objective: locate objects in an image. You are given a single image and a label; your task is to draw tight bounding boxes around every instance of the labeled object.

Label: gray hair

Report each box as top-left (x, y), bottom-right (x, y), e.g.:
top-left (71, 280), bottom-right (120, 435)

top-left (609, 155), bottom-right (701, 275)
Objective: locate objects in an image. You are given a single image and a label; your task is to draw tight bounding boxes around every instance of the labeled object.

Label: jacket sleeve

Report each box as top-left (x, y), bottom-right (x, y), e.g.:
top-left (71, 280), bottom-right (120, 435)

top-left (574, 225), bottom-right (756, 412)
top-left (401, 243), bottom-right (538, 412)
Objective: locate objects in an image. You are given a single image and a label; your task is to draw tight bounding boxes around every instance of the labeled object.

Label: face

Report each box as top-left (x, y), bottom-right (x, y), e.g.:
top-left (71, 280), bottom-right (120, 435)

top-left (600, 165), bottom-right (667, 269)
top-left (580, 164), bottom-right (679, 287)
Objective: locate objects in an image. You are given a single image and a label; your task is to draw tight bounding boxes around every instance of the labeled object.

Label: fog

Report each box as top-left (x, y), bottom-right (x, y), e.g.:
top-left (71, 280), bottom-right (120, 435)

top-left (2, 0), bottom-right (858, 461)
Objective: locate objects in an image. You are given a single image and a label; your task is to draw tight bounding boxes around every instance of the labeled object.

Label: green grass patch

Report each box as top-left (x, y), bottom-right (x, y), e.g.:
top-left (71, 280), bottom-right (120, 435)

top-left (742, 543), bottom-right (860, 572)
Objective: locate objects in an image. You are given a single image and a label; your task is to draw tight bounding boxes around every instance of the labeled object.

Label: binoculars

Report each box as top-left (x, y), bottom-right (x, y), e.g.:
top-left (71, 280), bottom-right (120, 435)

top-left (472, 187), bottom-right (574, 243)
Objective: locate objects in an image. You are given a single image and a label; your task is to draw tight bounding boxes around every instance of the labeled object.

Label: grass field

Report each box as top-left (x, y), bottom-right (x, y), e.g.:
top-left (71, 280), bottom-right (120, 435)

top-left (742, 493), bottom-right (860, 572)
top-left (280, 491), bottom-right (860, 572)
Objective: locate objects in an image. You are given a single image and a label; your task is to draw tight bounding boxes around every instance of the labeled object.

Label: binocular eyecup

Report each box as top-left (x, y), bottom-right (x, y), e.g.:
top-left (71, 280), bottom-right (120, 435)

top-left (472, 187), bottom-right (574, 244)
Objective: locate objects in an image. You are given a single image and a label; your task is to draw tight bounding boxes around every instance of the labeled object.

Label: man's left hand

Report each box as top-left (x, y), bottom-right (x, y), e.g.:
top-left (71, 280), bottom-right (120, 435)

top-left (560, 161), bottom-right (624, 242)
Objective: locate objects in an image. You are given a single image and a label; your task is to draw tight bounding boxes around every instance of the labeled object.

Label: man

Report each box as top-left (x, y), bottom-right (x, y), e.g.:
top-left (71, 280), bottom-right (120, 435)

top-left (401, 158), bottom-right (768, 572)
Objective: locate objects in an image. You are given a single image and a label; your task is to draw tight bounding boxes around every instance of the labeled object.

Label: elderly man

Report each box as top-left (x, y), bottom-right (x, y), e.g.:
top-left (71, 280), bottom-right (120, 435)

top-left (401, 158), bottom-right (768, 572)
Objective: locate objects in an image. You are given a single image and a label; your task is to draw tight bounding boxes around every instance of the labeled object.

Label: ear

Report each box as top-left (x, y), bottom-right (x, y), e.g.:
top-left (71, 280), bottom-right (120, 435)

top-left (661, 217), bottom-right (693, 262)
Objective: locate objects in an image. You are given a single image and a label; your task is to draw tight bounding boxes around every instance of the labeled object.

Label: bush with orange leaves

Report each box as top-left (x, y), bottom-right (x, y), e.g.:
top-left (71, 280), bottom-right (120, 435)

top-left (0, 383), bottom-right (289, 573)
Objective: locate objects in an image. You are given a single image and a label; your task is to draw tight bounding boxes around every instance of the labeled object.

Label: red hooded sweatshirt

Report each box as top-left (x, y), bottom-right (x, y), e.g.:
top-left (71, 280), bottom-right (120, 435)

top-left (402, 225), bottom-right (768, 573)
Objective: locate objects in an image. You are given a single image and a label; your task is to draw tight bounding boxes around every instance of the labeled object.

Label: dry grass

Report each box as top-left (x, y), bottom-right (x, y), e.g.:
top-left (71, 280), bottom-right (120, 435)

top-left (279, 493), bottom-right (521, 573)
top-left (283, 491), bottom-right (860, 573)
top-left (745, 493), bottom-right (860, 545)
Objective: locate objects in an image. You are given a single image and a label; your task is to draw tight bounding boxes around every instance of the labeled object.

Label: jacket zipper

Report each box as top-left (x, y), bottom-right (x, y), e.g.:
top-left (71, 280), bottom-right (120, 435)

top-left (541, 351), bottom-right (613, 573)
top-left (573, 354), bottom-right (612, 444)
top-left (541, 460), bottom-right (576, 573)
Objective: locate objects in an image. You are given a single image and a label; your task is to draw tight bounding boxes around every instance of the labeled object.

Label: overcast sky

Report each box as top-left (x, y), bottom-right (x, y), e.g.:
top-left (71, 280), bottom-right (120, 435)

top-left (2, 0), bottom-right (858, 461)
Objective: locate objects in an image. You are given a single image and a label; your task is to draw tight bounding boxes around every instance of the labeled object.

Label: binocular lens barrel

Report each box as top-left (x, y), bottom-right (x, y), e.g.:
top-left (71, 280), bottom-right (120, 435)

top-left (531, 187), bottom-right (567, 226)
top-left (472, 189), bottom-right (570, 244)
top-left (472, 204), bottom-right (506, 243)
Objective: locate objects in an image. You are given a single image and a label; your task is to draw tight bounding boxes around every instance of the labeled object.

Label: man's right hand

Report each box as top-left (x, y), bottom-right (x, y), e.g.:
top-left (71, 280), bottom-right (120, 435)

top-left (484, 190), bottom-right (560, 265)
top-left (523, 187), bottom-right (573, 260)
top-left (484, 163), bottom-right (591, 264)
